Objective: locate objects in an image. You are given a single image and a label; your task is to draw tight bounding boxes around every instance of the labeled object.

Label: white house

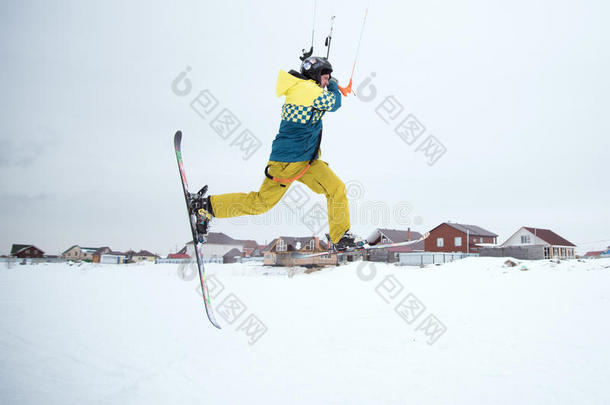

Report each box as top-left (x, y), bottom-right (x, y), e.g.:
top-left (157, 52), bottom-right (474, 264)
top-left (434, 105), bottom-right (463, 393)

top-left (100, 253), bottom-right (127, 264)
top-left (501, 227), bottom-right (576, 259)
top-left (187, 233), bottom-right (245, 262)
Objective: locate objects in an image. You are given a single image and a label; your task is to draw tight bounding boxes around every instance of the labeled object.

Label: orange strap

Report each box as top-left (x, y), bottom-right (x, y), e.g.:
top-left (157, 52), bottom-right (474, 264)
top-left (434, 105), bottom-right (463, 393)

top-left (265, 164), bottom-right (311, 184)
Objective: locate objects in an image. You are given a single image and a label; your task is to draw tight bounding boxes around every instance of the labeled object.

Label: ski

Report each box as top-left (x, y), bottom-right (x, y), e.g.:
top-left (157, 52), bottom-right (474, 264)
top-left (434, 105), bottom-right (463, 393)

top-left (174, 131), bottom-right (221, 329)
top-left (294, 232), bottom-right (430, 259)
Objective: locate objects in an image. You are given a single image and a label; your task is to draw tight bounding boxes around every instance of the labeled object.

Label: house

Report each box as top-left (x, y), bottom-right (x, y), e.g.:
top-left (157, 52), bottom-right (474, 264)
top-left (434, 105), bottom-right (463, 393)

top-left (263, 236), bottom-right (336, 267)
top-left (582, 251), bottom-right (603, 259)
top-left (167, 252), bottom-right (191, 260)
top-left (425, 222), bottom-right (498, 253)
top-left (156, 246), bottom-right (191, 264)
top-left (223, 248), bottom-right (243, 264)
top-left (92, 247), bottom-right (112, 263)
top-left (500, 227), bottom-right (576, 259)
top-left (187, 232), bottom-right (245, 262)
top-left (365, 228), bottom-right (425, 262)
top-left (61, 245), bottom-right (100, 261)
top-left (124, 250), bottom-right (137, 262)
top-left (100, 252), bottom-right (127, 264)
top-left (131, 250), bottom-right (158, 263)
top-left (165, 253), bottom-right (191, 264)
top-left (10, 244), bottom-right (44, 258)
top-left (235, 239), bottom-right (264, 257)
top-left (165, 245), bottom-right (190, 260)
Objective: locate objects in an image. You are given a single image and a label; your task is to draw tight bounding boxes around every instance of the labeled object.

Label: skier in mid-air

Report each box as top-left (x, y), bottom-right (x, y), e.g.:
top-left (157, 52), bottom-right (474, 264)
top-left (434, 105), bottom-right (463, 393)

top-left (191, 56), bottom-right (361, 251)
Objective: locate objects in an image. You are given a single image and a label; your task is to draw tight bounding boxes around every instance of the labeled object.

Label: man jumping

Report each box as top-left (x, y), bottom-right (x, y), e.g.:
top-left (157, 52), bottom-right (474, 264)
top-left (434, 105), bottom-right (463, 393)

top-left (191, 56), bottom-right (361, 251)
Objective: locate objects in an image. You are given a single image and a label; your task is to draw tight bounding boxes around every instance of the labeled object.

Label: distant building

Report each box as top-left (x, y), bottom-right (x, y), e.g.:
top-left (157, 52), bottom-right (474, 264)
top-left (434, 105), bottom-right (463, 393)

top-left (223, 248), bottom-right (243, 264)
top-left (157, 247), bottom-right (191, 264)
top-left (186, 232), bottom-right (244, 263)
top-left (425, 223), bottom-right (498, 253)
top-left (61, 245), bottom-right (100, 261)
top-left (500, 227), bottom-right (576, 259)
top-left (582, 251), bottom-right (603, 259)
top-left (263, 236), bottom-right (335, 267)
top-left (10, 244), bottom-right (44, 258)
top-left (92, 247), bottom-right (112, 263)
top-left (100, 252), bottom-right (127, 264)
top-left (365, 228), bottom-right (425, 262)
top-left (131, 250), bottom-right (158, 263)
top-left (234, 239), bottom-right (264, 257)
top-left (167, 253), bottom-right (190, 260)
top-left (186, 232), bottom-right (254, 262)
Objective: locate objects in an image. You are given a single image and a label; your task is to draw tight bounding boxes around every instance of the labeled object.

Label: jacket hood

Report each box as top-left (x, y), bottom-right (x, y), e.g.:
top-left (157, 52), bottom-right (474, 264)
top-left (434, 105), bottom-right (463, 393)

top-left (276, 70), bottom-right (311, 97)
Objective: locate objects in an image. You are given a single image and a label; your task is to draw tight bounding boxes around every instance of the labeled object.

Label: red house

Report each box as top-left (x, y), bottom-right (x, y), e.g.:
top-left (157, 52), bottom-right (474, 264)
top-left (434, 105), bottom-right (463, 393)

top-left (425, 223), bottom-right (498, 253)
top-left (10, 244), bottom-right (45, 258)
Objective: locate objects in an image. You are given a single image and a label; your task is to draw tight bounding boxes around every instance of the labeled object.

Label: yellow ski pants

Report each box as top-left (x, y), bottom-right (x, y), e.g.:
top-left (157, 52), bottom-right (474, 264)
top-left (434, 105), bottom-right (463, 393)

top-left (209, 159), bottom-right (350, 244)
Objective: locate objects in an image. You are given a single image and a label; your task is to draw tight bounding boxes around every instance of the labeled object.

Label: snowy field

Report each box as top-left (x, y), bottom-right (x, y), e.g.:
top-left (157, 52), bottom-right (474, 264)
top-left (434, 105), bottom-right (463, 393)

top-left (1, 257), bottom-right (610, 405)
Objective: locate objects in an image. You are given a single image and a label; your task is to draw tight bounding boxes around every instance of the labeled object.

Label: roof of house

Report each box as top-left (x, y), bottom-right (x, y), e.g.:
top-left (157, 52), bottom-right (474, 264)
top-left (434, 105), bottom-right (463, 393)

top-left (523, 227), bottom-right (576, 247)
top-left (168, 253), bottom-right (191, 259)
top-left (368, 228), bottom-right (423, 244)
top-left (583, 251), bottom-right (603, 257)
top-left (387, 240), bottom-right (426, 253)
top-left (208, 232), bottom-right (238, 245)
top-left (106, 251), bottom-right (127, 256)
top-left (11, 244), bottom-right (31, 255)
top-left (223, 248), bottom-right (242, 258)
top-left (433, 223), bottom-right (498, 237)
top-left (11, 244), bottom-right (44, 255)
top-left (186, 232), bottom-right (243, 246)
top-left (135, 250), bottom-right (157, 257)
top-left (94, 247), bottom-right (111, 255)
top-left (235, 239), bottom-right (260, 249)
top-left (62, 245), bottom-right (79, 254)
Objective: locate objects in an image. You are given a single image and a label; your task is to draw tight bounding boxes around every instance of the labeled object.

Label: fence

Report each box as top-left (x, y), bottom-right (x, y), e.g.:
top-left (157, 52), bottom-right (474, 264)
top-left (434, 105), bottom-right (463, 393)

top-left (398, 252), bottom-right (478, 266)
top-left (0, 257), bottom-right (69, 267)
top-left (478, 245), bottom-right (546, 260)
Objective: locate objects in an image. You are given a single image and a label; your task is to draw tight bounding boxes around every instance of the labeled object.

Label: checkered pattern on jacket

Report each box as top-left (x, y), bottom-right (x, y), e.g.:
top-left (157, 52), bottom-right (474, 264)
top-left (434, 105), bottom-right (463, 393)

top-left (282, 103), bottom-right (326, 124)
top-left (281, 92), bottom-right (335, 124)
top-left (312, 91), bottom-right (336, 111)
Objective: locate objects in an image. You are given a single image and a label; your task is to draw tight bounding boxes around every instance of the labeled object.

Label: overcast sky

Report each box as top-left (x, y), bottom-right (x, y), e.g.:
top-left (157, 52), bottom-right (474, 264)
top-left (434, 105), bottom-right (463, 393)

top-left (1, 0), bottom-right (608, 256)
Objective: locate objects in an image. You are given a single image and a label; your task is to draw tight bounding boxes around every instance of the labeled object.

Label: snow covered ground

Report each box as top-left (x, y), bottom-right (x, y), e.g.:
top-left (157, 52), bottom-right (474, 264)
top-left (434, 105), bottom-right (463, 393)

top-left (1, 257), bottom-right (609, 404)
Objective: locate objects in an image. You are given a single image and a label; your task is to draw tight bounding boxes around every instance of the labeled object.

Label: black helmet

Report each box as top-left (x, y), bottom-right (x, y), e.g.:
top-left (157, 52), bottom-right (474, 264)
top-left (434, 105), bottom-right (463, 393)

top-left (300, 56), bottom-right (333, 84)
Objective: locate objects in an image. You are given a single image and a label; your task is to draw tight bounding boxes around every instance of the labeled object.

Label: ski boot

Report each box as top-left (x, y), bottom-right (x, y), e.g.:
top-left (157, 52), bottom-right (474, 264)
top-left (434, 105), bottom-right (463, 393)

top-left (328, 231), bottom-right (366, 252)
top-left (189, 185), bottom-right (214, 242)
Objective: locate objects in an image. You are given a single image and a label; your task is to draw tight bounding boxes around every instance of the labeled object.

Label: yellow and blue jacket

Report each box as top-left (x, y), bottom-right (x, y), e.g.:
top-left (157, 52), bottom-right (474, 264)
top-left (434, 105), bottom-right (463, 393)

top-left (269, 69), bottom-right (342, 162)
